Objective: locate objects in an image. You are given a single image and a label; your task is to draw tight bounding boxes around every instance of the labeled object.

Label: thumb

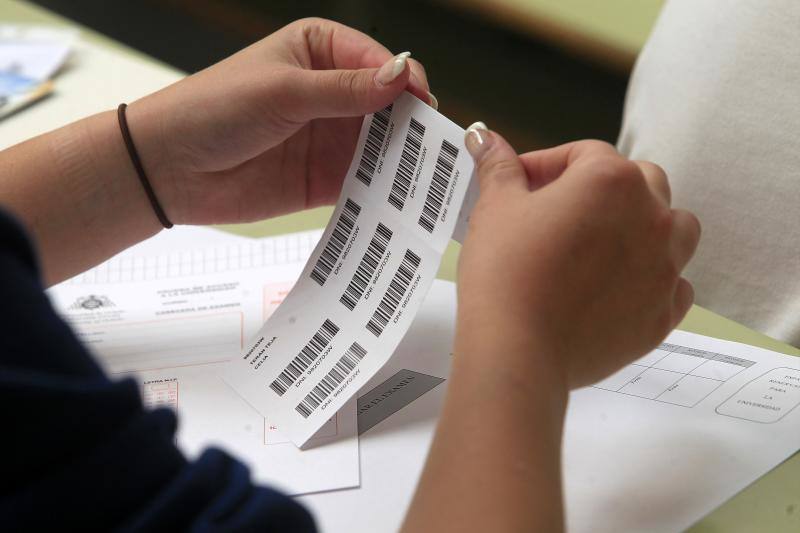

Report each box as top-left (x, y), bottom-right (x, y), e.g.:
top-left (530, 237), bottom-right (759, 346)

top-left (464, 122), bottom-right (529, 194)
top-left (290, 52), bottom-right (412, 121)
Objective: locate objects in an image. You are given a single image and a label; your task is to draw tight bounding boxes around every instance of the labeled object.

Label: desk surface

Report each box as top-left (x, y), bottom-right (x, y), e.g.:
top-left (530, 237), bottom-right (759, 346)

top-left (2, 1), bottom-right (799, 531)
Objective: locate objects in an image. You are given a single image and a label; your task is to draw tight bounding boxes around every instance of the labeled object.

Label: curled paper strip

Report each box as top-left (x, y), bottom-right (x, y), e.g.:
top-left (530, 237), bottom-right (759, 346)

top-left (224, 92), bottom-right (476, 446)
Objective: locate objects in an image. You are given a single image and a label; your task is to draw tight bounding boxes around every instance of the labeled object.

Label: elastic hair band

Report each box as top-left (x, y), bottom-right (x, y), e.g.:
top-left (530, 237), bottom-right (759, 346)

top-left (117, 103), bottom-right (173, 228)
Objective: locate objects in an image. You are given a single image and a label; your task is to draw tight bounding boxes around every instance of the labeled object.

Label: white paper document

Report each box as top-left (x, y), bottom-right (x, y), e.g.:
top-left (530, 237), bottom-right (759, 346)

top-left (0, 24), bottom-right (76, 82)
top-left (301, 281), bottom-right (800, 533)
top-left (0, 25), bottom-right (76, 119)
top-left (61, 225), bottom-right (323, 286)
top-left (565, 329), bottom-right (800, 533)
top-left (224, 92), bottom-right (476, 446)
top-left (48, 227), bottom-right (360, 496)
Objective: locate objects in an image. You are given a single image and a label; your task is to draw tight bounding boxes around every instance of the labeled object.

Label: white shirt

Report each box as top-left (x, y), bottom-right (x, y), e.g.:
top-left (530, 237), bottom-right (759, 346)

top-left (618, 0), bottom-right (800, 345)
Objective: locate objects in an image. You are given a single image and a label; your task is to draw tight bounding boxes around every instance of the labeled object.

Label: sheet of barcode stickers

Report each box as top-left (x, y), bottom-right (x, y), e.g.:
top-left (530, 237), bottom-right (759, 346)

top-left (224, 92), bottom-right (476, 446)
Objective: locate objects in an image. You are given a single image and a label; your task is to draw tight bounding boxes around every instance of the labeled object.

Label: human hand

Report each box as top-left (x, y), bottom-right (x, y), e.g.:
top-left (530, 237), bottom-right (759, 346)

top-left (456, 127), bottom-right (701, 389)
top-left (126, 17), bottom-right (433, 225)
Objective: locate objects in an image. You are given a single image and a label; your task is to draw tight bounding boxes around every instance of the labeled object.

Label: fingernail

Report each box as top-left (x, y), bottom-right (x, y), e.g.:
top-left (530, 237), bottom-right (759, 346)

top-left (427, 91), bottom-right (439, 110)
top-left (464, 121), bottom-right (490, 159)
top-left (375, 51), bottom-right (411, 86)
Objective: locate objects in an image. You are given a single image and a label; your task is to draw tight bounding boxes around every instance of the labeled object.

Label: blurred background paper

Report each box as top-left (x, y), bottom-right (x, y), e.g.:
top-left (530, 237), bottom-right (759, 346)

top-left (0, 74), bottom-right (52, 120)
top-left (0, 24), bottom-right (75, 119)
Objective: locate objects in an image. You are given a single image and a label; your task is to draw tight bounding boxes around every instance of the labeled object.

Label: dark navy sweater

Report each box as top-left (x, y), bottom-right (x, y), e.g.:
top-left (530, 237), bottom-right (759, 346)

top-left (0, 210), bottom-right (315, 532)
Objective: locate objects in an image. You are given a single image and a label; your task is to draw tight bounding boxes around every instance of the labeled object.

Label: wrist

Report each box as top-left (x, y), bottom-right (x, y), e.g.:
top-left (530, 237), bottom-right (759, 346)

top-left (123, 95), bottom-right (186, 224)
top-left (80, 110), bottom-right (165, 235)
top-left (454, 315), bottom-right (570, 405)
top-left (26, 110), bottom-right (163, 283)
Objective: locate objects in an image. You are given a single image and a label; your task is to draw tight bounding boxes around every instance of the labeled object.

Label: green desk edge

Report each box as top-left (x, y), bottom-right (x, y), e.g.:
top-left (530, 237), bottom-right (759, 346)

top-left (3, 1), bottom-right (799, 531)
top-left (477, 0), bottom-right (664, 57)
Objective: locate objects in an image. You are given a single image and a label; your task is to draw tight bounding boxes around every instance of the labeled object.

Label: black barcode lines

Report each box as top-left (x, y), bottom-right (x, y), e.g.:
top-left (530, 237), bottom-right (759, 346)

top-left (269, 319), bottom-right (340, 396)
top-left (366, 249), bottom-right (421, 337)
top-left (340, 223), bottom-right (393, 311)
top-left (295, 342), bottom-right (367, 418)
top-left (418, 139), bottom-right (459, 233)
top-left (310, 199), bottom-right (361, 286)
top-left (388, 118), bottom-right (426, 211)
top-left (355, 104), bottom-right (393, 186)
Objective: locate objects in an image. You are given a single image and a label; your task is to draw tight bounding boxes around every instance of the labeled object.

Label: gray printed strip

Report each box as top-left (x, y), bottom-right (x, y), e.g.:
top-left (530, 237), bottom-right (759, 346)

top-left (357, 369), bottom-right (445, 435)
top-left (657, 342), bottom-right (757, 367)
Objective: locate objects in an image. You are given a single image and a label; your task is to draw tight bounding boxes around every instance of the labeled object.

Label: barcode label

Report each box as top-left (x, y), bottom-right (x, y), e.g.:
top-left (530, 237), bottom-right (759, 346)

top-left (366, 249), bottom-right (421, 336)
top-left (355, 104), bottom-right (393, 186)
top-left (295, 342), bottom-right (367, 418)
top-left (340, 223), bottom-right (393, 310)
top-left (310, 199), bottom-right (361, 286)
top-left (269, 319), bottom-right (340, 396)
top-left (388, 118), bottom-right (426, 210)
top-left (418, 139), bottom-right (459, 233)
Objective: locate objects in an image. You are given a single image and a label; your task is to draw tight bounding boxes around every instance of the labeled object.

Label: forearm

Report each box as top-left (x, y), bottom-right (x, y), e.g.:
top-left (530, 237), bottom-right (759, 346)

top-left (0, 110), bottom-right (162, 285)
top-left (403, 321), bottom-right (568, 532)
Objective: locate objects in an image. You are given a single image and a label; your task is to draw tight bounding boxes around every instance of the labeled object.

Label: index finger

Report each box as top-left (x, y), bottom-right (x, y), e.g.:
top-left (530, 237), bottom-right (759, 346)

top-left (633, 160), bottom-right (671, 206)
top-left (299, 18), bottom-right (431, 104)
top-left (518, 139), bottom-right (618, 190)
top-left (408, 58), bottom-right (434, 106)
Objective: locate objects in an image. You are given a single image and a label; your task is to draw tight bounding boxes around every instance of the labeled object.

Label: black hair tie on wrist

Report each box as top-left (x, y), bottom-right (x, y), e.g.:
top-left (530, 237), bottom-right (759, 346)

top-left (117, 103), bottom-right (173, 229)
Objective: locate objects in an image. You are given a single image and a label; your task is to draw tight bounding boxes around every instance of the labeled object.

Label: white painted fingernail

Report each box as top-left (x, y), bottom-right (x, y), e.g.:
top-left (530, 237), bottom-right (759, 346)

top-left (465, 121), bottom-right (489, 158)
top-left (427, 91), bottom-right (439, 110)
top-left (375, 51), bottom-right (411, 86)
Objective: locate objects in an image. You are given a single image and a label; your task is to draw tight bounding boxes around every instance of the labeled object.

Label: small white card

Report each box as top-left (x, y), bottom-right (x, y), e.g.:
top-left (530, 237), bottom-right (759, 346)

top-left (224, 92), bottom-right (476, 446)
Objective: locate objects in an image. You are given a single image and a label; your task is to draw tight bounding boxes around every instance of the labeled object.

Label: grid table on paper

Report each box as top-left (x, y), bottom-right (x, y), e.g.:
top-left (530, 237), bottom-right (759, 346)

top-left (143, 380), bottom-right (178, 410)
top-left (593, 343), bottom-right (756, 407)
